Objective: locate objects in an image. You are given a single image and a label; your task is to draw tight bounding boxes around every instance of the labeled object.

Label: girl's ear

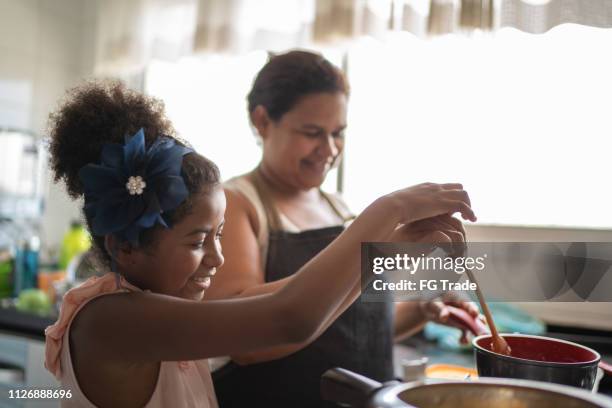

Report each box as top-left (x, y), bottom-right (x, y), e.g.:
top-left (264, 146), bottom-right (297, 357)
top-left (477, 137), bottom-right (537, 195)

top-left (250, 105), bottom-right (271, 140)
top-left (104, 235), bottom-right (136, 268)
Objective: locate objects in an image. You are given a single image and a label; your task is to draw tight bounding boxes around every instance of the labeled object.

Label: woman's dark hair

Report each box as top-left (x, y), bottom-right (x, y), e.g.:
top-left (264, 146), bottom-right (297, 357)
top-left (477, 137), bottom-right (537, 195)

top-left (48, 80), bottom-right (220, 258)
top-left (247, 50), bottom-right (349, 122)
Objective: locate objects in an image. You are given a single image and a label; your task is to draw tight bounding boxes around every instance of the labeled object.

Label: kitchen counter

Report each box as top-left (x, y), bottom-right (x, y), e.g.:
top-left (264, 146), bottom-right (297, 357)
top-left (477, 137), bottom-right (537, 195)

top-left (0, 306), bottom-right (54, 342)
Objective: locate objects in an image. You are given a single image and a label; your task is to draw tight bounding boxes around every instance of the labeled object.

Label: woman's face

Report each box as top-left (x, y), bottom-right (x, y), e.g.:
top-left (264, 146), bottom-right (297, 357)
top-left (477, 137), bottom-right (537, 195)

top-left (260, 91), bottom-right (347, 190)
top-left (127, 186), bottom-right (226, 301)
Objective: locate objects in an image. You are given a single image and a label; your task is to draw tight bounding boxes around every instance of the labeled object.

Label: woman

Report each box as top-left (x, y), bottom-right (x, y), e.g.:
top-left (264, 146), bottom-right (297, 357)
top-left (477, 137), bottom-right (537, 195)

top-left (206, 50), bottom-right (478, 407)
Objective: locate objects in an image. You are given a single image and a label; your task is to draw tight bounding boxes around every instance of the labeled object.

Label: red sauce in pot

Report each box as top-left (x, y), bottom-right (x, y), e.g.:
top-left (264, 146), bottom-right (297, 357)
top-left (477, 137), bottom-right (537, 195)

top-left (476, 336), bottom-right (599, 364)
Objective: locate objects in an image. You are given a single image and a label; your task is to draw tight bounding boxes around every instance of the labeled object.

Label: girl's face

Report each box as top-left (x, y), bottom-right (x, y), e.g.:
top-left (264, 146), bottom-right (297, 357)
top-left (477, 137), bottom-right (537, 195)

top-left (260, 91), bottom-right (347, 190)
top-left (128, 186), bottom-right (226, 301)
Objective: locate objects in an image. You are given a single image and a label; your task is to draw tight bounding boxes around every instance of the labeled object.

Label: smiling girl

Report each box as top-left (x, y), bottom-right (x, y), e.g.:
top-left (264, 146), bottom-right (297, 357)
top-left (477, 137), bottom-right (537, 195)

top-left (44, 80), bottom-right (475, 407)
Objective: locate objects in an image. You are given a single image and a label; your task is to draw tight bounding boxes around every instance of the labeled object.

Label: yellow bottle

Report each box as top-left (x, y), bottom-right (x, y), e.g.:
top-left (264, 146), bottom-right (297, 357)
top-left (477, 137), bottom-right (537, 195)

top-left (59, 221), bottom-right (91, 270)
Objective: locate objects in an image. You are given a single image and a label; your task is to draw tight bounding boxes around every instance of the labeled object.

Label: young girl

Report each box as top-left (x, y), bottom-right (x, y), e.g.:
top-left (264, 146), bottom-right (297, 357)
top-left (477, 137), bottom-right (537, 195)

top-left (44, 80), bottom-right (476, 407)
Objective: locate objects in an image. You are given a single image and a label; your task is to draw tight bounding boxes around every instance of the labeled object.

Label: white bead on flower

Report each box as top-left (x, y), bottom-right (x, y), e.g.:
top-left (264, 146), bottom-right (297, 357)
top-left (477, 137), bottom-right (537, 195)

top-left (126, 176), bottom-right (147, 195)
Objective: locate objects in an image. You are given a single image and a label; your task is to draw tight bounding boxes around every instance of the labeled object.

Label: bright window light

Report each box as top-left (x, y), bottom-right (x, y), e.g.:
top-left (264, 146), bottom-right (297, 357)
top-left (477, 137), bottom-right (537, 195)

top-left (344, 25), bottom-right (612, 228)
top-left (145, 25), bottom-right (612, 229)
top-left (146, 51), bottom-right (268, 181)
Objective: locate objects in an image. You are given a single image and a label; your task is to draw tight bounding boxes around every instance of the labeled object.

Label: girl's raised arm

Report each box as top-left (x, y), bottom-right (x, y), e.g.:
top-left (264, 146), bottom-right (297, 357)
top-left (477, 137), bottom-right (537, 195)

top-left (73, 183), bottom-right (475, 363)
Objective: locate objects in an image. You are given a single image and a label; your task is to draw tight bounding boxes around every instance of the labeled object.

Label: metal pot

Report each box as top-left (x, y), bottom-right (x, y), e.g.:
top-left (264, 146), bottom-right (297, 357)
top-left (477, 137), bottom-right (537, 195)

top-left (473, 333), bottom-right (611, 390)
top-left (320, 367), bottom-right (612, 407)
top-left (445, 305), bottom-right (612, 389)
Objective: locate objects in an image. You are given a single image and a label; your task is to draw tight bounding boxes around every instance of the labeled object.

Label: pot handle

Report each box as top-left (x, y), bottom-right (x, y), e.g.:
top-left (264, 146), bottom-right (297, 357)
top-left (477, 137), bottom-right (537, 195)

top-left (321, 367), bottom-right (383, 407)
top-left (447, 305), bottom-right (489, 336)
top-left (600, 360), bottom-right (612, 376)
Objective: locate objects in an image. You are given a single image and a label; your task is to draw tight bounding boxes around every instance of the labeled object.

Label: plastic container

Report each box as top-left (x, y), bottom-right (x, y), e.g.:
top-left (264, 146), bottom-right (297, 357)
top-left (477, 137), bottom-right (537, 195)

top-left (59, 221), bottom-right (91, 270)
top-left (0, 249), bottom-right (13, 298)
top-left (13, 234), bottom-right (40, 293)
top-left (37, 269), bottom-right (67, 303)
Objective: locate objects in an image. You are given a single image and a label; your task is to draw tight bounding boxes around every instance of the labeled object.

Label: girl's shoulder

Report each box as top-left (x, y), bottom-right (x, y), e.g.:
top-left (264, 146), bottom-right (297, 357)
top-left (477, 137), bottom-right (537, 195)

top-left (45, 272), bottom-right (139, 379)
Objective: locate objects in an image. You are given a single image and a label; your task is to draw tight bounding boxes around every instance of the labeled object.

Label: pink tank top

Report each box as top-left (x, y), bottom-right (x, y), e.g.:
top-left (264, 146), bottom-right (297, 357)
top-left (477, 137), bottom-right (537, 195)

top-left (45, 272), bottom-right (218, 407)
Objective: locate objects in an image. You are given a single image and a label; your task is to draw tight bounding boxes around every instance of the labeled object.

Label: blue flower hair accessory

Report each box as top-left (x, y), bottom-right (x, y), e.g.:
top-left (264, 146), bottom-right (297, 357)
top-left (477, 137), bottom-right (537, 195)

top-left (78, 128), bottom-right (193, 245)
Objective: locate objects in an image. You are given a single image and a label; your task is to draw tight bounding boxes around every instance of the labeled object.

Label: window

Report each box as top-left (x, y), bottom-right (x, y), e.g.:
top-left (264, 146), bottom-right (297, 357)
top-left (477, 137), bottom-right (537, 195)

top-left (145, 25), bottom-right (612, 229)
top-left (344, 26), bottom-right (611, 228)
top-left (146, 52), bottom-right (267, 181)
top-left (145, 48), bottom-right (342, 192)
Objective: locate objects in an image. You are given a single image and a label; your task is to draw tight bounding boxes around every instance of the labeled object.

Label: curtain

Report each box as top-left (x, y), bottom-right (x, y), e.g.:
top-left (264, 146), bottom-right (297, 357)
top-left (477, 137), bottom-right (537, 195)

top-left (94, 0), bottom-right (198, 74)
top-left (92, 0), bottom-right (612, 73)
top-left (502, 0), bottom-right (612, 34)
top-left (193, 0), bottom-right (315, 53)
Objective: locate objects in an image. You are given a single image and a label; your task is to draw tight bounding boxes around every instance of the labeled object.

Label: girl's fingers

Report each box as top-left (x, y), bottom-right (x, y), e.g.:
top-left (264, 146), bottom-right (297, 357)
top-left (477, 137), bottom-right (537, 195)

top-left (409, 218), bottom-right (466, 260)
top-left (421, 230), bottom-right (453, 245)
top-left (428, 218), bottom-right (466, 242)
top-left (439, 229), bottom-right (464, 245)
top-left (409, 215), bottom-right (465, 240)
top-left (442, 189), bottom-right (472, 207)
top-left (396, 183), bottom-right (476, 224)
top-left (441, 183), bottom-right (463, 190)
top-left (436, 215), bottom-right (466, 237)
top-left (445, 200), bottom-right (477, 222)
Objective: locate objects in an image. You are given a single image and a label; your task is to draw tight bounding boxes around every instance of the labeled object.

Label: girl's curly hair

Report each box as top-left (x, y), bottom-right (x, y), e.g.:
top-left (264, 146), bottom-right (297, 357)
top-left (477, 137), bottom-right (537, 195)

top-left (48, 80), bottom-right (220, 258)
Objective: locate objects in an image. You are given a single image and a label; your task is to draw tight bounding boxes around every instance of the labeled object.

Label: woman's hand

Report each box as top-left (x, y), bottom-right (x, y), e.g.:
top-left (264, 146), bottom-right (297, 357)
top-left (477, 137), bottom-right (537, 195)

top-left (387, 183), bottom-right (476, 226)
top-left (419, 294), bottom-right (484, 344)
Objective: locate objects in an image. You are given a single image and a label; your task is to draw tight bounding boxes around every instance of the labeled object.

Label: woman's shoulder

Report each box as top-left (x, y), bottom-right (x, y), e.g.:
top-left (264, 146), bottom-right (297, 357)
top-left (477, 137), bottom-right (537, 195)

top-left (223, 173), bottom-right (266, 232)
top-left (223, 175), bottom-right (260, 211)
top-left (223, 173), bottom-right (253, 191)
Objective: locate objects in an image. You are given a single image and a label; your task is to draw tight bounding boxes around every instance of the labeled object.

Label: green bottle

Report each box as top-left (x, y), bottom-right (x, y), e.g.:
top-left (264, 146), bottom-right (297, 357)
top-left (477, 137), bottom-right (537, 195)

top-left (59, 221), bottom-right (91, 270)
top-left (0, 250), bottom-right (12, 298)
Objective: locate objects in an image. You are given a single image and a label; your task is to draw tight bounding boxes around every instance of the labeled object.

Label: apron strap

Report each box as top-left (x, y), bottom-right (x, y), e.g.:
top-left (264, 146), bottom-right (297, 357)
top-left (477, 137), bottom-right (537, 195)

top-left (250, 167), bottom-right (353, 231)
top-left (249, 169), bottom-right (283, 232)
top-left (320, 191), bottom-right (355, 224)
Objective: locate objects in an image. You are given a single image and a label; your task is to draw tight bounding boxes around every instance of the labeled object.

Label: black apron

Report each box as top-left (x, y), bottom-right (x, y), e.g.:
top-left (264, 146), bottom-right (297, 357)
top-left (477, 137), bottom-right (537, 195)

top-left (213, 225), bottom-right (395, 407)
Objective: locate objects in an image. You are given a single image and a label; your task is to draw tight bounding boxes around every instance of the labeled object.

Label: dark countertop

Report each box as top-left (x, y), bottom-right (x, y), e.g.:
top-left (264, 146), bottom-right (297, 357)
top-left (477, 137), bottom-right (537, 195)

top-left (0, 306), bottom-right (55, 341)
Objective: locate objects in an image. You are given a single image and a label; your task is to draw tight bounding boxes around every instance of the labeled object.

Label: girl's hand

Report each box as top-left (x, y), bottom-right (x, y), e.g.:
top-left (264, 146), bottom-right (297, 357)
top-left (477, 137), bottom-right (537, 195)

top-left (387, 183), bottom-right (476, 226)
top-left (391, 212), bottom-right (482, 344)
top-left (390, 214), bottom-right (466, 254)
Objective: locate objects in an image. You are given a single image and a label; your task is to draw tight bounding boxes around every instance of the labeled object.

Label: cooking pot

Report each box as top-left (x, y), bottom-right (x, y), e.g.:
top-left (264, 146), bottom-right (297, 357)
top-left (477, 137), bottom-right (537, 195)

top-left (445, 305), bottom-right (612, 390)
top-left (474, 333), bottom-right (611, 389)
top-left (320, 367), bottom-right (612, 407)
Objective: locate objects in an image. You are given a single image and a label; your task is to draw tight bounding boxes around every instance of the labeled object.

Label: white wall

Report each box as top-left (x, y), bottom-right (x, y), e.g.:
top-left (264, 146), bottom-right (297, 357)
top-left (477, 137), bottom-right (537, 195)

top-left (0, 0), bottom-right (97, 254)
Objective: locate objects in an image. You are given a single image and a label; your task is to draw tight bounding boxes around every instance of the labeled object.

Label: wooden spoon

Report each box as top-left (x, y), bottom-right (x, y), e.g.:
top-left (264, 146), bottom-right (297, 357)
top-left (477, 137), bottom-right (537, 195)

top-left (465, 268), bottom-right (512, 356)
